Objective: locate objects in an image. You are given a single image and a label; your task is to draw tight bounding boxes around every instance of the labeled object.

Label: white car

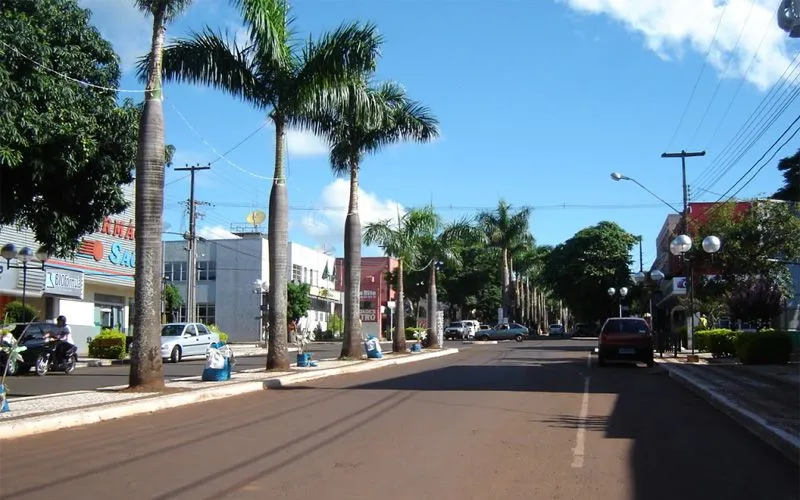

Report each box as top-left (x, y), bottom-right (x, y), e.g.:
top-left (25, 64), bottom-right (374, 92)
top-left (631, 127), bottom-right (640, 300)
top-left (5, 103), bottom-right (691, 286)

top-left (161, 323), bottom-right (220, 363)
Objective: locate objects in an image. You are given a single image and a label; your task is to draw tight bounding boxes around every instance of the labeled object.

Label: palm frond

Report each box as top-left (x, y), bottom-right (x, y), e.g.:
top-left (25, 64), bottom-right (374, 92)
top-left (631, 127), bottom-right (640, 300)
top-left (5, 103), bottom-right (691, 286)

top-left (134, 0), bottom-right (192, 23)
top-left (229, 0), bottom-right (294, 67)
top-left (137, 28), bottom-right (264, 106)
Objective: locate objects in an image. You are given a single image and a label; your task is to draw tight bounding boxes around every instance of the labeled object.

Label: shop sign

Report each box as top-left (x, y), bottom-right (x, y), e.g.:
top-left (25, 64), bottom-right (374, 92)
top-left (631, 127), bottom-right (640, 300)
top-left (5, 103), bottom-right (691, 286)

top-left (45, 269), bottom-right (84, 299)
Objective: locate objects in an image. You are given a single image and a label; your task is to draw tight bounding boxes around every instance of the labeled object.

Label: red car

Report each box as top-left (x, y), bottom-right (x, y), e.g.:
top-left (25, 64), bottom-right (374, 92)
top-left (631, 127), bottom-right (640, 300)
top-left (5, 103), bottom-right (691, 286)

top-left (596, 317), bottom-right (654, 367)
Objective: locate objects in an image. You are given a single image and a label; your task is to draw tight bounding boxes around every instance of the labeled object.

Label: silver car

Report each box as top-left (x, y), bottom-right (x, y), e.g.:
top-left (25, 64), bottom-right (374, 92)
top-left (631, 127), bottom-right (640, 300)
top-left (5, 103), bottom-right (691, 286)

top-left (161, 323), bottom-right (220, 363)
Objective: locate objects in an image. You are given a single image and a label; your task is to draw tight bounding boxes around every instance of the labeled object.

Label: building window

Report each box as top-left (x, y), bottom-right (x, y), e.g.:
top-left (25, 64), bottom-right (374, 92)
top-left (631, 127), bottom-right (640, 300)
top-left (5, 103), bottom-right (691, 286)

top-left (164, 261), bottom-right (187, 282)
top-left (197, 261), bottom-right (216, 281)
top-left (197, 304), bottom-right (216, 325)
top-left (302, 266), bottom-right (308, 283)
top-left (292, 264), bottom-right (302, 282)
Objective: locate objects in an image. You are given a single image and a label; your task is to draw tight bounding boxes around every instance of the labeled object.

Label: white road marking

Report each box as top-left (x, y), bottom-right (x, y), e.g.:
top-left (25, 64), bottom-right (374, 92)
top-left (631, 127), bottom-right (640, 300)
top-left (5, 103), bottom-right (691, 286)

top-left (572, 353), bottom-right (592, 468)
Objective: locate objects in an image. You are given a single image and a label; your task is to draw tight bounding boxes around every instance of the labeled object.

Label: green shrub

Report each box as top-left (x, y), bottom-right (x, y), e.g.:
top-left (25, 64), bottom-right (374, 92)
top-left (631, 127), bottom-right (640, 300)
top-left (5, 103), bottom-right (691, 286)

top-left (735, 331), bottom-right (792, 365)
top-left (694, 328), bottom-right (739, 358)
top-left (1, 300), bottom-right (39, 323)
top-left (208, 324), bottom-right (229, 343)
top-left (405, 327), bottom-right (425, 341)
top-left (88, 329), bottom-right (126, 359)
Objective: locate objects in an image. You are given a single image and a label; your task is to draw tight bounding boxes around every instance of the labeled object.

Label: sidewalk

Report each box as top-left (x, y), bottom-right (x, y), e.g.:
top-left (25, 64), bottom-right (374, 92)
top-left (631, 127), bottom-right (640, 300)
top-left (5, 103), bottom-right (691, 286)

top-left (77, 343), bottom-right (298, 367)
top-left (0, 348), bottom-right (459, 440)
top-left (656, 353), bottom-right (800, 465)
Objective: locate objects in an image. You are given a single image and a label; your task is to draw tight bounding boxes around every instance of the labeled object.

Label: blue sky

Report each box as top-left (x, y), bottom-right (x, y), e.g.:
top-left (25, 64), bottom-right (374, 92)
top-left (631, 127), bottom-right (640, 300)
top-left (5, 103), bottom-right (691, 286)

top-left (79, 0), bottom-right (799, 268)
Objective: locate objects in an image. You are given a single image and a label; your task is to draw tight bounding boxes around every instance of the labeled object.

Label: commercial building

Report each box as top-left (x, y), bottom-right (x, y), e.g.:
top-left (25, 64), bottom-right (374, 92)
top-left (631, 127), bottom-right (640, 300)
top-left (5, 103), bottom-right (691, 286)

top-left (0, 185), bottom-right (137, 355)
top-left (163, 233), bottom-right (340, 342)
top-left (334, 256), bottom-right (399, 338)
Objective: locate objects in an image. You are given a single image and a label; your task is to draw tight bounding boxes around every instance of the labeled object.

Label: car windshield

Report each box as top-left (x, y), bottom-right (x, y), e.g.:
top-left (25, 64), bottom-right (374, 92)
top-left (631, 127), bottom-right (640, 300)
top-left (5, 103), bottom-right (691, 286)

top-left (449, 322), bottom-right (461, 327)
top-left (603, 319), bottom-right (649, 335)
top-left (161, 324), bottom-right (185, 337)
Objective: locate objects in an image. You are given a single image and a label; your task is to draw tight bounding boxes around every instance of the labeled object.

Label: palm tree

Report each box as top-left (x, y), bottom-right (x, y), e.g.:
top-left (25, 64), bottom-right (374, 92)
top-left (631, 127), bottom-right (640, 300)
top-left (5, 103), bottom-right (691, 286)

top-left (415, 215), bottom-right (475, 348)
top-left (129, 0), bottom-right (192, 390)
top-left (317, 81), bottom-right (438, 358)
top-left (363, 208), bottom-right (438, 354)
top-left (476, 200), bottom-right (532, 322)
top-left (139, 0), bottom-right (382, 369)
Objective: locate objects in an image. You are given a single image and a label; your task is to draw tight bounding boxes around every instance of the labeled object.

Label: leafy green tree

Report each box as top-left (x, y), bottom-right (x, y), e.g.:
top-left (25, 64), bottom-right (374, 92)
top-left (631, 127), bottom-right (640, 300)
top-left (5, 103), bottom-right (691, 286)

top-left (773, 149), bottom-right (799, 202)
top-left (163, 282), bottom-right (184, 322)
top-left (145, 0), bottom-right (382, 370)
top-left (542, 222), bottom-right (638, 322)
top-left (0, 0), bottom-right (143, 255)
top-left (318, 81), bottom-right (438, 358)
top-left (1, 300), bottom-right (39, 323)
top-left (287, 281), bottom-right (312, 326)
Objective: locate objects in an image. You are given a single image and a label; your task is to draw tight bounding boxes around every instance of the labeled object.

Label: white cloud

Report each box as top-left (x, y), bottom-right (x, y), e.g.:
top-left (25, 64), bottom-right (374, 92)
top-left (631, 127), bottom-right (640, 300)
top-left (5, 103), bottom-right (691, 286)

top-left (79, 0), bottom-right (152, 73)
top-left (300, 179), bottom-right (405, 249)
top-left (286, 129), bottom-right (329, 157)
top-left (562, 0), bottom-right (796, 90)
top-left (198, 225), bottom-right (242, 240)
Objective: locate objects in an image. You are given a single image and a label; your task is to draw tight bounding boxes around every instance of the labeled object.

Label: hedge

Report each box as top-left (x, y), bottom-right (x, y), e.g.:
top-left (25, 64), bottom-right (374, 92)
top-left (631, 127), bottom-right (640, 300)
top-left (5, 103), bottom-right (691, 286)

top-left (734, 331), bottom-right (792, 365)
top-left (88, 328), bottom-right (127, 359)
top-left (405, 327), bottom-right (426, 341)
top-left (694, 329), bottom-right (739, 358)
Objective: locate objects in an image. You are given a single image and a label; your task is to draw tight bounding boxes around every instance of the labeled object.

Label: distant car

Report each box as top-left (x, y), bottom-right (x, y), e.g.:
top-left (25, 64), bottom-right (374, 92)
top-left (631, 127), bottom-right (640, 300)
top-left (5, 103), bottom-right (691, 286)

top-left (549, 324), bottom-right (566, 336)
top-left (596, 317), bottom-right (654, 367)
top-left (444, 320), bottom-right (479, 340)
top-left (161, 323), bottom-right (219, 363)
top-left (475, 323), bottom-right (529, 342)
top-left (571, 323), bottom-right (599, 337)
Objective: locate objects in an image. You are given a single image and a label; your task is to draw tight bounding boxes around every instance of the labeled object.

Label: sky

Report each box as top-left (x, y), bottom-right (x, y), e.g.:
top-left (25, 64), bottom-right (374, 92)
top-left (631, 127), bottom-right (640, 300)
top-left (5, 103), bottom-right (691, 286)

top-left (78, 0), bottom-right (800, 268)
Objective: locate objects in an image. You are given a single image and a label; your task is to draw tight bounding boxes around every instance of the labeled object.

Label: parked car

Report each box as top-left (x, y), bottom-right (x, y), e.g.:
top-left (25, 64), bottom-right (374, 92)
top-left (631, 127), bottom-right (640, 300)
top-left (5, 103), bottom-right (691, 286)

top-left (475, 323), bottom-right (529, 342)
top-left (596, 317), bottom-right (654, 367)
top-left (4, 321), bottom-right (58, 375)
top-left (161, 323), bottom-right (219, 363)
top-left (571, 323), bottom-right (599, 337)
top-left (444, 320), bottom-right (478, 340)
top-left (549, 324), bottom-right (566, 336)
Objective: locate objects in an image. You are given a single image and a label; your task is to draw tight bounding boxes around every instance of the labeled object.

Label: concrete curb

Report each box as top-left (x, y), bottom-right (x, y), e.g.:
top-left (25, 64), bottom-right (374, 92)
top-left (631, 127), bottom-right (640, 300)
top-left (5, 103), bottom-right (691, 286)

top-left (461, 340), bottom-right (498, 345)
top-left (658, 360), bottom-right (800, 465)
top-left (78, 349), bottom-right (296, 368)
top-left (0, 348), bottom-right (459, 441)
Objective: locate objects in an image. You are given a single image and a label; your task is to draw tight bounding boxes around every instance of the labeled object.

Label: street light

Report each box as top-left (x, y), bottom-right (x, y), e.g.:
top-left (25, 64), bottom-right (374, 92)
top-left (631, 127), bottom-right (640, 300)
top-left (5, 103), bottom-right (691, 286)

top-left (1, 244), bottom-right (49, 320)
top-left (607, 286), bottom-right (628, 317)
top-left (610, 172), bottom-right (684, 214)
top-left (633, 269), bottom-right (666, 355)
top-left (253, 279), bottom-right (269, 343)
top-left (669, 234), bottom-right (722, 359)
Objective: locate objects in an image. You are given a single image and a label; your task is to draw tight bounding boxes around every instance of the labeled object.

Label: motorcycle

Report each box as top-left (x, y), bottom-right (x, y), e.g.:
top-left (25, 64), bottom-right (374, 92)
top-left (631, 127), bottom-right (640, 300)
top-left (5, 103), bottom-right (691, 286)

top-left (31, 338), bottom-right (78, 376)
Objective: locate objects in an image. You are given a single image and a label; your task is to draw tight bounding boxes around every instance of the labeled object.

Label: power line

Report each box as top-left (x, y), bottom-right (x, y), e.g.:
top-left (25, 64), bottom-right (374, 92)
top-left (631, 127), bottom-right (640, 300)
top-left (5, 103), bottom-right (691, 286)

top-left (164, 201), bottom-right (685, 212)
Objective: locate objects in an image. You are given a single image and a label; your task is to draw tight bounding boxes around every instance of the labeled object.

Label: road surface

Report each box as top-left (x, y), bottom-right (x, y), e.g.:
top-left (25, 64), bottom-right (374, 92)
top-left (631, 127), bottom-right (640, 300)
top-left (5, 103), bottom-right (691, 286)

top-left (1, 339), bottom-right (797, 500)
top-left (6, 341), bottom-right (391, 397)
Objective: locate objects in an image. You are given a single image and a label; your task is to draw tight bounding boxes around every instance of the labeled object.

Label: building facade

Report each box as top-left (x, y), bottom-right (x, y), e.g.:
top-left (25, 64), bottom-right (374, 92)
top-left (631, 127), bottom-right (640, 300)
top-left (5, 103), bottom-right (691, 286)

top-left (163, 234), bottom-right (341, 342)
top-left (334, 256), bottom-right (398, 338)
top-left (0, 185), bottom-right (137, 355)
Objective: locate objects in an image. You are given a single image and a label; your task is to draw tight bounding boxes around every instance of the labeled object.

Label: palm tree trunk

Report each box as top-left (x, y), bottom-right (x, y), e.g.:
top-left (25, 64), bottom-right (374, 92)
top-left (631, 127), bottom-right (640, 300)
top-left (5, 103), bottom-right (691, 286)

top-left (427, 262), bottom-right (440, 349)
top-left (393, 259), bottom-right (407, 353)
top-left (129, 6), bottom-right (168, 390)
top-left (341, 160), bottom-right (362, 358)
top-left (501, 247), bottom-right (510, 320)
top-left (266, 118), bottom-right (290, 370)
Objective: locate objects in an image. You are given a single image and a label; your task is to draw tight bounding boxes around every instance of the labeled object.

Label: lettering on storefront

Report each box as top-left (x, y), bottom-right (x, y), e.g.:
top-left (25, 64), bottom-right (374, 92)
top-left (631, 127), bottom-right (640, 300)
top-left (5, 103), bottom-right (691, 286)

top-left (360, 310), bottom-right (377, 322)
top-left (108, 242), bottom-right (136, 268)
top-left (45, 269), bottom-right (84, 299)
top-left (100, 217), bottom-right (135, 240)
top-left (360, 290), bottom-right (377, 298)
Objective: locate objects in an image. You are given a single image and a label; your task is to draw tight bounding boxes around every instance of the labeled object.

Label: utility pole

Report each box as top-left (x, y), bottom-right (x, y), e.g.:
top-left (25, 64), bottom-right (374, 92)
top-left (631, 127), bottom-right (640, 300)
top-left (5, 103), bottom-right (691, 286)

top-left (175, 163), bottom-right (210, 323)
top-left (660, 150), bottom-right (705, 233)
top-left (638, 235), bottom-right (644, 273)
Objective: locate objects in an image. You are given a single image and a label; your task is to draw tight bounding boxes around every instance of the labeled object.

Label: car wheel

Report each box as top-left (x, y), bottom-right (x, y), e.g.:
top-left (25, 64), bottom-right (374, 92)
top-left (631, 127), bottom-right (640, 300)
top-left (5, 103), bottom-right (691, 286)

top-left (64, 354), bottom-right (77, 375)
top-left (35, 354), bottom-right (49, 376)
top-left (4, 359), bottom-right (17, 377)
top-left (170, 346), bottom-right (182, 363)
top-left (479, 335), bottom-right (490, 342)
top-left (645, 357), bottom-right (655, 368)
top-left (514, 334), bottom-right (524, 343)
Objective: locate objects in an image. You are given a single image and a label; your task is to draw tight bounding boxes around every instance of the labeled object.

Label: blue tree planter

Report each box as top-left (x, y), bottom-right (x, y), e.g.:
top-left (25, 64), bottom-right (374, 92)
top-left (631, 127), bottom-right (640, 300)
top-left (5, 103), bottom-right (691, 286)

top-left (297, 352), bottom-right (313, 367)
top-left (410, 343), bottom-right (422, 353)
top-left (0, 384), bottom-right (9, 413)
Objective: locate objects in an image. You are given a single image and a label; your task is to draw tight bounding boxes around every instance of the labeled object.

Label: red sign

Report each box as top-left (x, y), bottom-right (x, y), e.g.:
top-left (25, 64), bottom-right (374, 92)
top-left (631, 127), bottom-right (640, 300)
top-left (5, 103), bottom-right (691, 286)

top-left (78, 240), bottom-right (104, 262)
top-left (100, 217), bottom-right (135, 241)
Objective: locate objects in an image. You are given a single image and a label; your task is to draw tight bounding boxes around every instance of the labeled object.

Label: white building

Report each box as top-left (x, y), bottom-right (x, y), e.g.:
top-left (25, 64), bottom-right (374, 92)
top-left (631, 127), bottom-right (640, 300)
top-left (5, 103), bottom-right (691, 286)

top-left (0, 185), bottom-right (137, 355)
top-left (163, 232), bottom-right (340, 342)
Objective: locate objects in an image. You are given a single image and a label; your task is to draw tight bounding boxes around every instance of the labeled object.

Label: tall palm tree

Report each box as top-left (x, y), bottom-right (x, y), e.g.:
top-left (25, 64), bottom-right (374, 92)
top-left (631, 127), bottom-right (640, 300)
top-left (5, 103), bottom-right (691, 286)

top-left (129, 0), bottom-right (192, 390)
top-left (476, 200), bottom-right (532, 322)
top-left (363, 207), bottom-right (438, 354)
top-left (415, 215), bottom-right (475, 348)
top-left (139, 0), bottom-right (382, 369)
top-left (317, 81), bottom-right (438, 358)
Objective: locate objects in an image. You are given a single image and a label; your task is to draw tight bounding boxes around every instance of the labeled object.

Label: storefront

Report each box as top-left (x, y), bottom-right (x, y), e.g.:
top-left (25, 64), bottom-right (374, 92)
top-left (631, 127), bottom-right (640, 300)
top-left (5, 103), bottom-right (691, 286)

top-left (0, 185), bottom-right (137, 354)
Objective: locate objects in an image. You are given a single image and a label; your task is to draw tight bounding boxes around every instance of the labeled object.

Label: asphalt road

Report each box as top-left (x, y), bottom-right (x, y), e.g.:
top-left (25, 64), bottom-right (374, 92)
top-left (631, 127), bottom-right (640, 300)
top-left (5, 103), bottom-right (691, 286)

top-left (1, 339), bottom-right (797, 500)
top-left (6, 342), bottom-right (391, 397)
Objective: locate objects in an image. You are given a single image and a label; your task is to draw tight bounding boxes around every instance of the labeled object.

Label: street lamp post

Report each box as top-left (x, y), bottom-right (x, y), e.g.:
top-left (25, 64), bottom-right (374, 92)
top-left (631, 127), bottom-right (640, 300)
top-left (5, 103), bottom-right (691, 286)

top-left (607, 286), bottom-right (628, 317)
top-left (633, 269), bottom-right (666, 355)
top-left (669, 234), bottom-right (721, 360)
top-left (1, 244), bottom-right (49, 320)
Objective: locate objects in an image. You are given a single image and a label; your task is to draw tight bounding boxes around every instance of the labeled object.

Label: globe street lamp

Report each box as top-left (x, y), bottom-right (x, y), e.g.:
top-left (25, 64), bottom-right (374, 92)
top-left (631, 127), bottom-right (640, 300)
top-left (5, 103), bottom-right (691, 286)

top-left (1, 244), bottom-right (49, 319)
top-left (633, 269), bottom-right (666, 354)
top-left (669, 234), bottom-right (722, 360)
top-left (607, 286), bottom-right (628, 317)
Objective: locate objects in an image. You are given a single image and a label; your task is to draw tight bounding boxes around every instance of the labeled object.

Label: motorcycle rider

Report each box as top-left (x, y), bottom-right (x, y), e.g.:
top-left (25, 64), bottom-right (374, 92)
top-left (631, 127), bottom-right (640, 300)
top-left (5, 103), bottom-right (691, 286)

top-left (48, 315), bottom-right (75, 364)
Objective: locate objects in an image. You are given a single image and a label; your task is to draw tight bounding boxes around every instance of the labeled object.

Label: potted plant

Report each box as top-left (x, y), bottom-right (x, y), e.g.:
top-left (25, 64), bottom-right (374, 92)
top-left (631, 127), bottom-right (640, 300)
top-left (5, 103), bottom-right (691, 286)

top-left (1, 327), bottom-right (27, 413)
top-left (411, 329), bottom-right (426, 352)
top-left (294, 330), bottom-right (313, 367)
